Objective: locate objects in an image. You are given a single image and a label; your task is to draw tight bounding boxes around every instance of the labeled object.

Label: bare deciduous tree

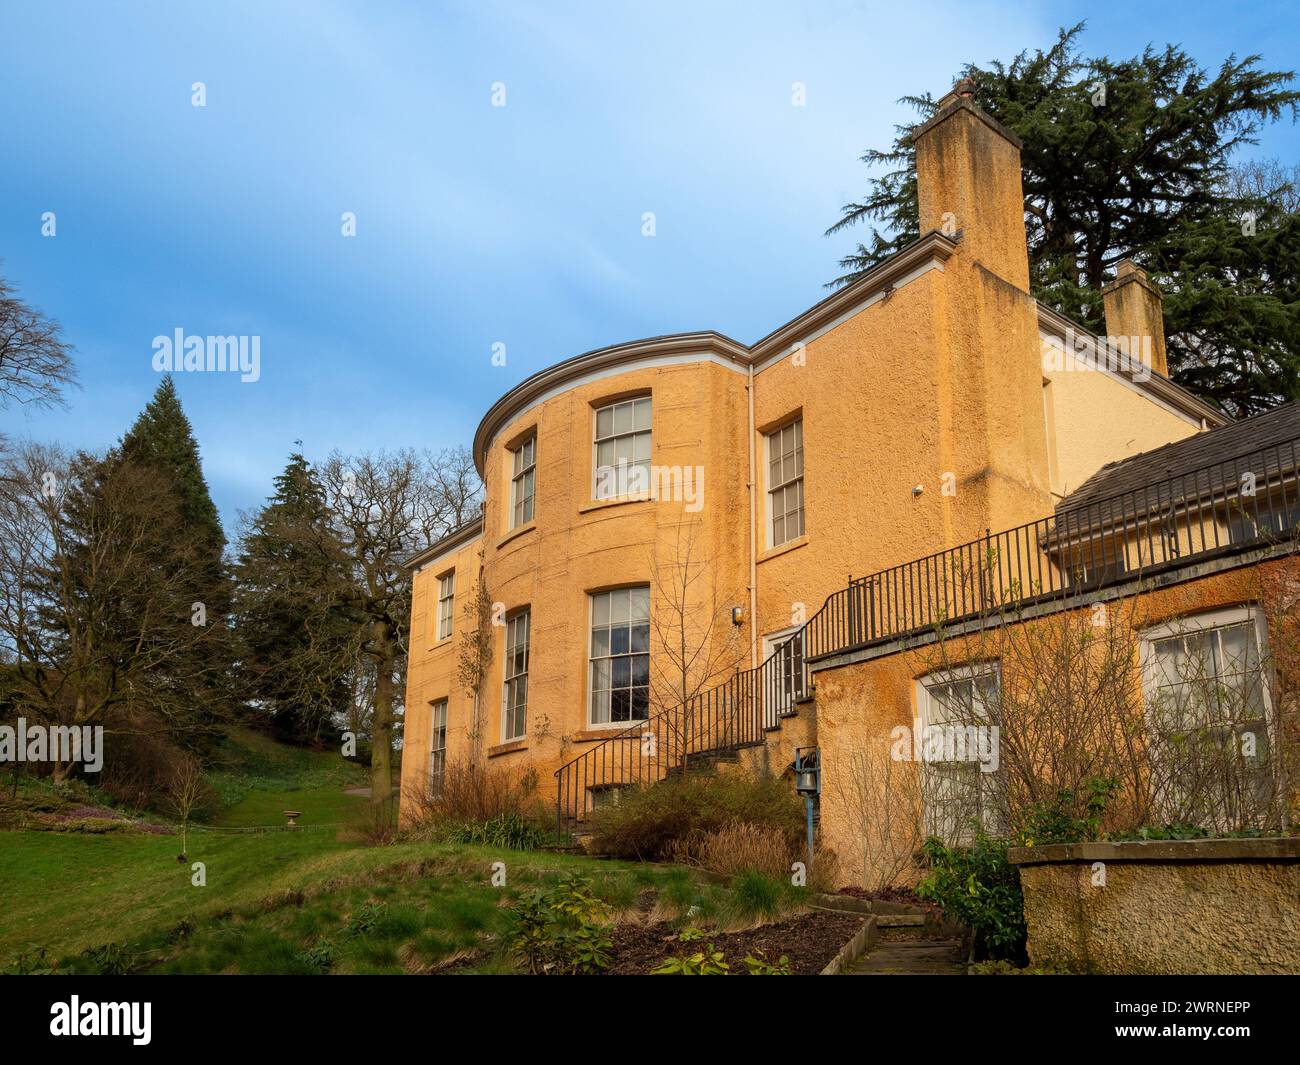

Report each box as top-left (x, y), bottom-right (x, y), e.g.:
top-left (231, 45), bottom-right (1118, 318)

top-left (647, 520), bottom-right (748, 771)
top-left (0, 274), bottom-right (77, 418)
top-left (318, 448), bottom-right (480, 810)
top-left (166, 755), bottom-right (208, 861)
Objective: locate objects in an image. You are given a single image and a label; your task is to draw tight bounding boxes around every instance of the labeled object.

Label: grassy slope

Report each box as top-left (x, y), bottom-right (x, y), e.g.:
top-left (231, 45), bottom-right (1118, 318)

top-left (0, 829), bottom-right (686, 971)
top-left (0, 726), bottom-right (374, 962)
top-left (1, 729), bottom-right (801, 973)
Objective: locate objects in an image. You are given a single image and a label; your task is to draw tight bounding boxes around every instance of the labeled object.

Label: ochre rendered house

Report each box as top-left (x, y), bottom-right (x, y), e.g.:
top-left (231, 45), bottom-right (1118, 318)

top-left (398, 83), bottom-right (1298, 881)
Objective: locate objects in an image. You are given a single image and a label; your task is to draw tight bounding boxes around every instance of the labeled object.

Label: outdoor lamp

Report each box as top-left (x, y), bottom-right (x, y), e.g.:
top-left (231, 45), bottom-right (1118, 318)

top-left (793, 747), bottom-right (820, 796)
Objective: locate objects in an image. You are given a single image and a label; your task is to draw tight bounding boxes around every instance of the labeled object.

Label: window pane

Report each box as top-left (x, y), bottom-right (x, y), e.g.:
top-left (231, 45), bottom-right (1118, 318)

top-left (629, 587), bottom-right (649, 621)
top-left (596, 407), bottom-right (613, 438)
top-left (634, 397), bottom-right (652, 430)
top-left (613, 402), bottom-right (633, 434)
top-left (610, 625), bottom-right (629, 655)
top-left (611, 688), bottom-right (631, 721)
top-left (592, 592), bottom-right (610, 627)
top-left (612, 656), bottom-right (631, 689)
top-left (609, 588), bottom-right (629, 624)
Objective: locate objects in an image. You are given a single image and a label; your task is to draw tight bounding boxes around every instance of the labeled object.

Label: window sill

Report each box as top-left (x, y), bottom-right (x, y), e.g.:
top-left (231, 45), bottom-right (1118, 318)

top-left (758, 534), bottom-right (809, 564)
top-left (488, 739), bottom-right (528, 758)
top-left (427, 636), bottom-right (453, 654)
top-left (497, 521), bottom-right (536, 550)
top-left (577, 494), bottom-right (653, 515)
top-left (572, 727), bottom-right (648, 742)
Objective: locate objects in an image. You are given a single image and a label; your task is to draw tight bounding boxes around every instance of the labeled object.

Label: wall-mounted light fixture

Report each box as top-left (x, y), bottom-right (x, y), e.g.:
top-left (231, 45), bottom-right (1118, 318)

top-left (730, 605), bottom-right (745, 626)
top-left (911, 484), bottom-right (924, 497)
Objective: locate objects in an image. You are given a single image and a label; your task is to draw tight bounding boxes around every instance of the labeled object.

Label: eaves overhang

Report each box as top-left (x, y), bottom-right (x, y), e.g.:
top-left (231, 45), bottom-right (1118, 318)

top-left (470, 229), bottom-right (961, 475)
top-left (1036, 303), bottom-right (1228, 429)
top-left (401, 514), bottom-right (484, 574)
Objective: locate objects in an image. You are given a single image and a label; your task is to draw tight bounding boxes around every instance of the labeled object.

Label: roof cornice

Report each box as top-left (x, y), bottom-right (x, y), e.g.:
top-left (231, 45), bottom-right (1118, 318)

top-left (1035, 303), bottom-right (1228, 428)
top-left (748, 229), bottom-right (959, 363)
top-left (470, 230), bottom-right (961, 474)
top-left (472, 332), bottom-right (750, 474)
top-left (402, 515), bottom-right (484, 573)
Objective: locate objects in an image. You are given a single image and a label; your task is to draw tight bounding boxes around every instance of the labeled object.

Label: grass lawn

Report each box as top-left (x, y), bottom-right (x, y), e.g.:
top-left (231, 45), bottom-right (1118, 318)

top-left (0, 829), bottom-right (711, 974)
top-left (1, 728), bottom-right (819, 975)
top-left (213, 785), bottom-right (369, 828)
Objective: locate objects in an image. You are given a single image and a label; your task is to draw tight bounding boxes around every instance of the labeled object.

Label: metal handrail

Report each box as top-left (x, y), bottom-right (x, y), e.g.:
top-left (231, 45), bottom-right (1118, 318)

top-left (554, 435), bottom-right (1300, 836)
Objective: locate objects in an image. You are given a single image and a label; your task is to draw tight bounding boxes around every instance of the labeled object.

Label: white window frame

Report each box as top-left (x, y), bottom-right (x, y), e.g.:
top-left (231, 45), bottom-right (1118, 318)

top-left (502, 609), bottom-right (530, 742)
top-left (429, 698), bottom-right (448, 795)
top-left (1138, 605), bottom-right (1275, 829)
top-left (765, 418), bottom-right (804, 548)
top-left (510, 436), bottom-right (536, 529)
top-left (914, 664), bottom-right (1004, 843)
top-left (592, 396), bottom-right (652, 500)
top-left (436, 571), bottom-right (456, 641)
top-left (761, 626), bottom-right (804, 725)
top-left (587, 586), bottom-right (651, 728)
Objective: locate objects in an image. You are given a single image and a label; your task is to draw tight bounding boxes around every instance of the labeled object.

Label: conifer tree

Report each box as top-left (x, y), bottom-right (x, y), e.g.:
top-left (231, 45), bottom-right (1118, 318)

top-left (110, 376), bottom-right (232, 733)
top-left (827, 25), bottom-right (1300, 415)
top-left (234, 451), bottom-right (355, 745)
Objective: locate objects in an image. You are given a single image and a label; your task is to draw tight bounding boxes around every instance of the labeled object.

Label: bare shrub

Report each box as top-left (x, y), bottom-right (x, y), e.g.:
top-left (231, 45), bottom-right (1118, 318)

top-left (831, 740), bottom-right (926, 890)
top-left (401, 760), bottom-right (544, 840)
top-left (670, 820), bottom-right (839, 893)
top-left (913, 553), bottom-right (1300, 841)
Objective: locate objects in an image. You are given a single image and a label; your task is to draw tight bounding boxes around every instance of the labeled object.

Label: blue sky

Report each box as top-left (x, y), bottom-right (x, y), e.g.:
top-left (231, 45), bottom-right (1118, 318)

top-left (2, 0), bottom-right (1297, 531)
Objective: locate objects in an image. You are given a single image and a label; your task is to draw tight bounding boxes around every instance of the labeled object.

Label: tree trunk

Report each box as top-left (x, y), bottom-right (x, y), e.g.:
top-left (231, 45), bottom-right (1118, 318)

top-left (369, 621), bottom-right (395, 811)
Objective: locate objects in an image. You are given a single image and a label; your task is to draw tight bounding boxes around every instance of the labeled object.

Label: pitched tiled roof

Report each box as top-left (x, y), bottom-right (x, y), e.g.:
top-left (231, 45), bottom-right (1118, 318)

top-left (1057, 402), bottom-right (1300, 517)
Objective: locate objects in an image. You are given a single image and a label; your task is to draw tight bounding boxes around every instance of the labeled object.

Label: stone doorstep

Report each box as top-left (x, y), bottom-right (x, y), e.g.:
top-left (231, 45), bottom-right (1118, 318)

top-left (1007, 836), bottom-right (1300, 866)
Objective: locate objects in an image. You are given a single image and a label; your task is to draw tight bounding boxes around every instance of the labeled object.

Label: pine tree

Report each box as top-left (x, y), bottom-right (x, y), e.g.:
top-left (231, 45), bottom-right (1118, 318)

top-left (110, 376), bottom-right (232, 734)
top-left (826, 25), bottom-right (1300, 416)
top-left (234, 452), bottom-right (355, 745)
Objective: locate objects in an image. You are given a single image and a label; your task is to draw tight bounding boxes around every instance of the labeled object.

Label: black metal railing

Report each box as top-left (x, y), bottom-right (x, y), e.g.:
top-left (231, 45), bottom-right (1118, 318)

top-left (554, 435), bottom-right (1300, 837)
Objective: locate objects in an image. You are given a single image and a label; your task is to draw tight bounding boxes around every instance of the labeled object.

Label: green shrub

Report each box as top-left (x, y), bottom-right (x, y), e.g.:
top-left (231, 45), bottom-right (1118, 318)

top-left (744, 949), bottom-right (791, 975)
top-left (588, 772), bottom-right (803, 861)
top-left (725, 870), bottom-right (786, 921)
top-left (651, 942), bottom-right (730, 975)
top-left (509, 875), bottom-right (612, 975)
top-left (917, 832), bottom-right (1026, 961)
top-left (1016, 778), bottom-right (1118, 846)
top-left (446, 812), bottom-right (551, 850)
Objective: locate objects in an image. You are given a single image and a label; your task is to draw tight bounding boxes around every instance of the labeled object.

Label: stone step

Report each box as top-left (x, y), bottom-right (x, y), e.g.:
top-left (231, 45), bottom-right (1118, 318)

top-left (844, 939), bottom-right (966, 976)
top-left (874, 914), bottom-right (927, 928)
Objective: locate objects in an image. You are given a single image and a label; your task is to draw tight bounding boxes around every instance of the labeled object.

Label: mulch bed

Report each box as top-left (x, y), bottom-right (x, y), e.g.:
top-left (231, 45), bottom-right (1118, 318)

top-left (607, 910), bottom-right (865, 975)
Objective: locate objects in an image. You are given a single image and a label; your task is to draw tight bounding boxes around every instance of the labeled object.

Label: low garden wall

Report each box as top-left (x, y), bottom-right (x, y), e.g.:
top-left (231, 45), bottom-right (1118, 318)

top-left (1007, 838), bottom-right (1300, 974)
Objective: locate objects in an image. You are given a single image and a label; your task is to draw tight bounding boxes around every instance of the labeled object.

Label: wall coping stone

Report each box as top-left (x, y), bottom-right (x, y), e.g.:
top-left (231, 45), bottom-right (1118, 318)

top-left (1007, 837), bottom-right (1300, 866)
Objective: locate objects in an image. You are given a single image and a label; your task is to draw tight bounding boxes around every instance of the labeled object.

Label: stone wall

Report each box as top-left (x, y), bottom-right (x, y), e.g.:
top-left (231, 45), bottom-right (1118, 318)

top-left (1008, 838), bottom-right (1300, 974)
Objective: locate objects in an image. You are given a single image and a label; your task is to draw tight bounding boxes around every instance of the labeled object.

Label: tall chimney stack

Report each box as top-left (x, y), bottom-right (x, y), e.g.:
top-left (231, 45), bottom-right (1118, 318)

top-left (912, 78), bottom-right (1030, 290)
top-left (1101, 260), bottom-right (1168, 377)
